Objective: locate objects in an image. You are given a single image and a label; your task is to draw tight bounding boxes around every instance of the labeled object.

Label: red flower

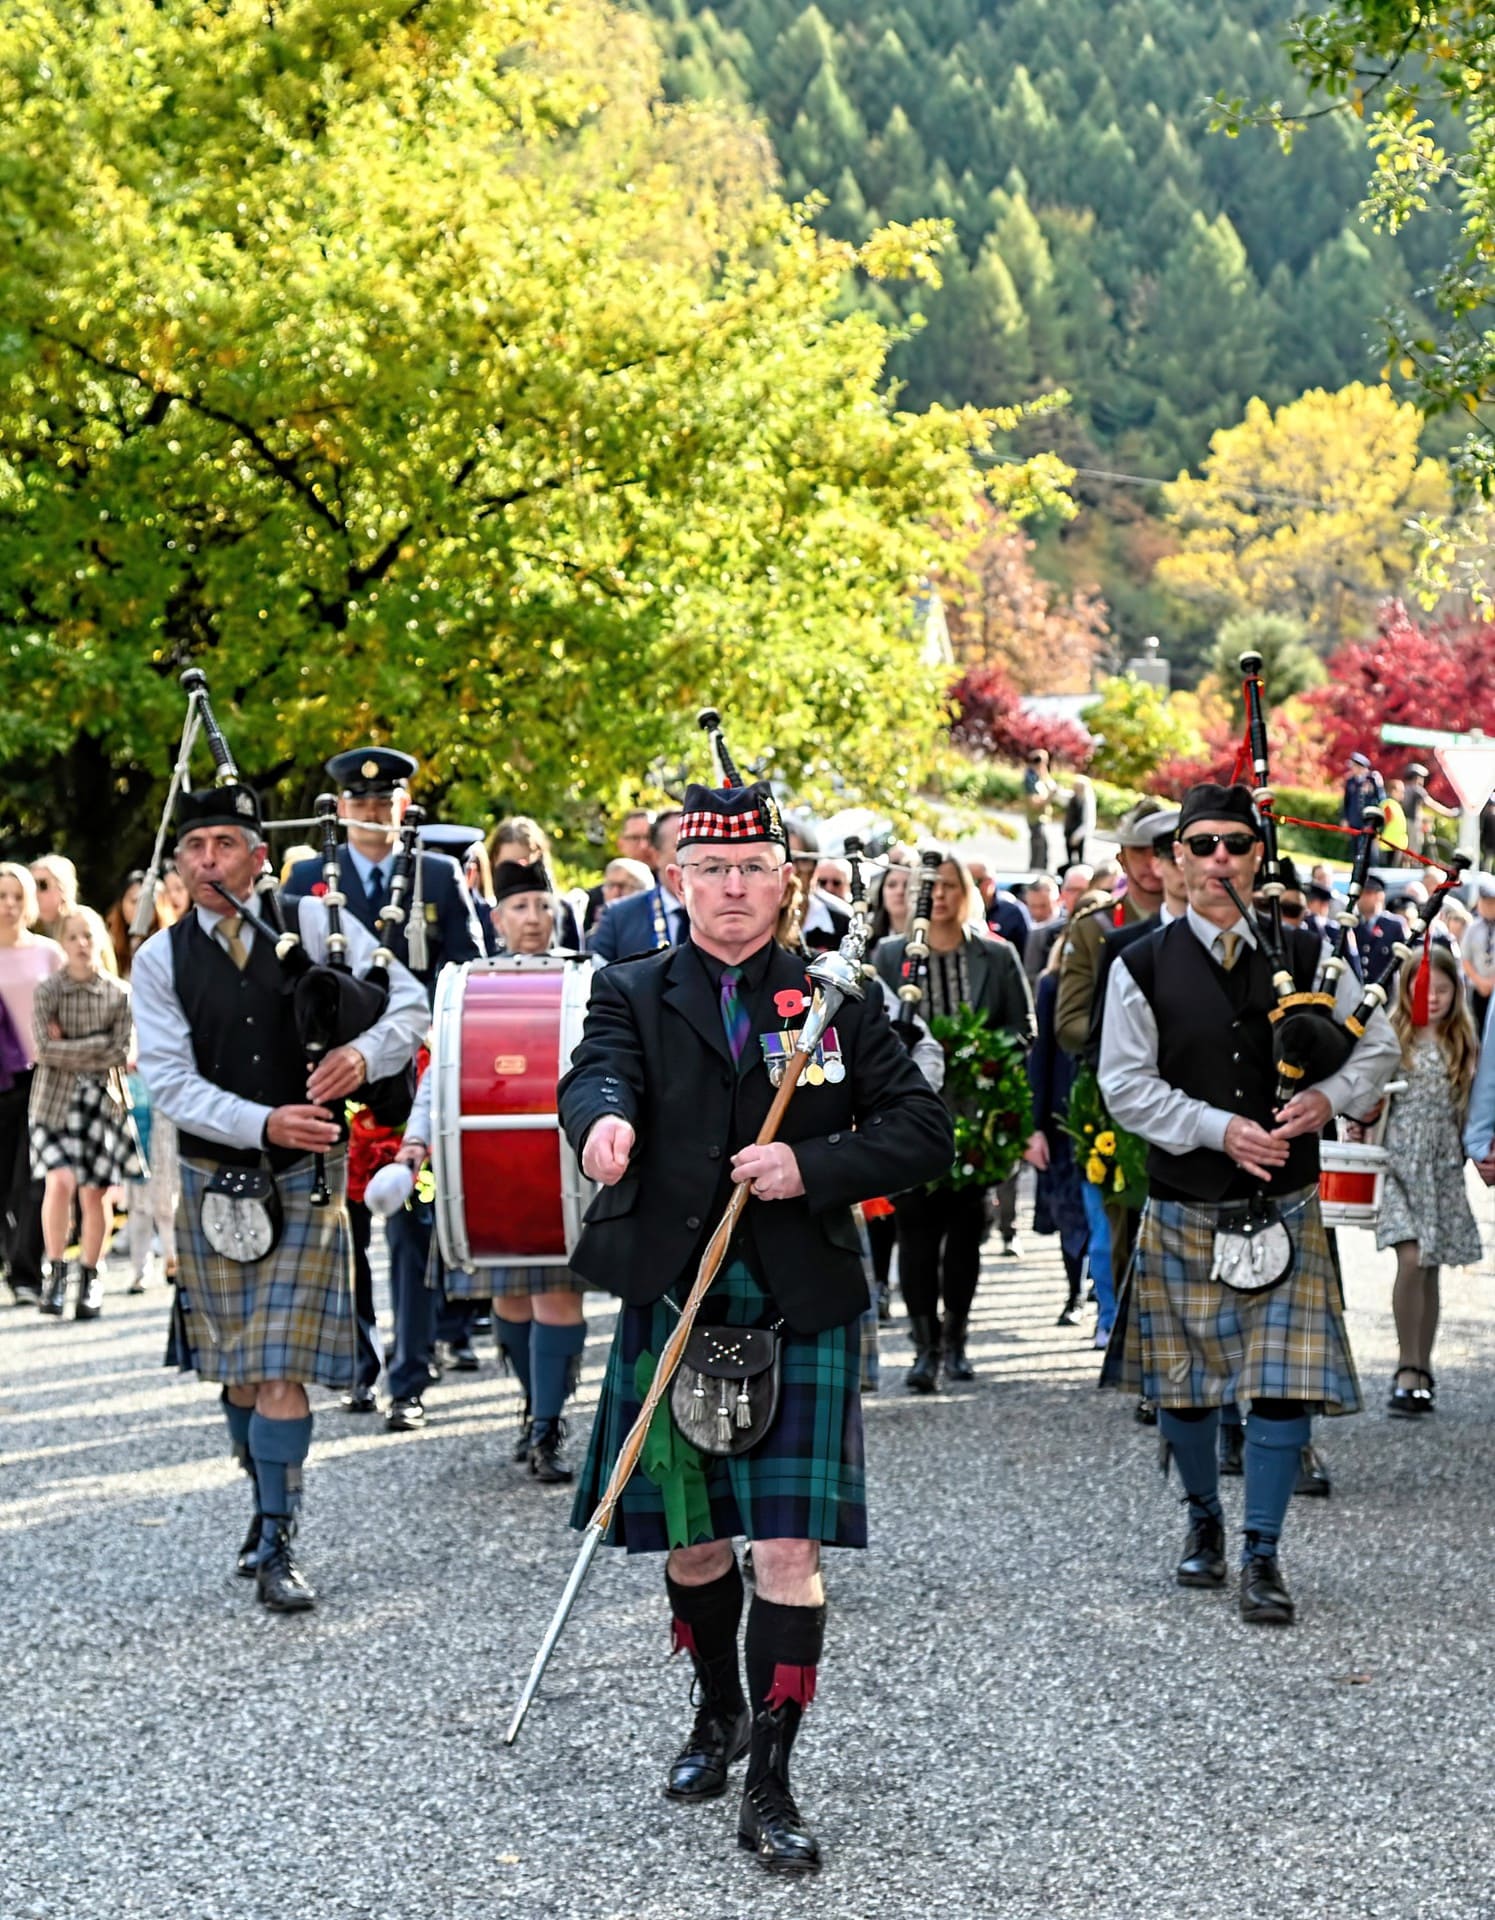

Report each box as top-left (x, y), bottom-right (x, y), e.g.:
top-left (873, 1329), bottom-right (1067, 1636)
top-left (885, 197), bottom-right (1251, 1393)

top-left (311, 882), bottom-right (328, 897)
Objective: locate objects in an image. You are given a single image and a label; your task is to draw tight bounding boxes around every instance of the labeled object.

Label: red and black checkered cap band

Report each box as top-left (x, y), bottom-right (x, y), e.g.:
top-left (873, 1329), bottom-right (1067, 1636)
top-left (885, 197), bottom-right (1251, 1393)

top-left (676, 781), bottom-right (787, 850)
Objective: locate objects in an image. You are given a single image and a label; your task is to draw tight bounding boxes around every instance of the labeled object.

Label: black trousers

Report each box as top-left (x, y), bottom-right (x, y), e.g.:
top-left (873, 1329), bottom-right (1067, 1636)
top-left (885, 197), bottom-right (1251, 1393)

top-left (0, 1071), bottom-right (43, 1290)
top-left (894, 1184), bottom-right (987, 1324)
top-left (349, 1198), bottom-right (382, 1390)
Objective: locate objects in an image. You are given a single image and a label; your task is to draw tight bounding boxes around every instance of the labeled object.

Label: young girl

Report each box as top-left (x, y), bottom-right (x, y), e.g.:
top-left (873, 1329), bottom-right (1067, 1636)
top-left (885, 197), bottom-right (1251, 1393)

top-left (29, 906), bottom-right (136, 1320)
top-left (1375, 943), bottom-right (1481, 1416)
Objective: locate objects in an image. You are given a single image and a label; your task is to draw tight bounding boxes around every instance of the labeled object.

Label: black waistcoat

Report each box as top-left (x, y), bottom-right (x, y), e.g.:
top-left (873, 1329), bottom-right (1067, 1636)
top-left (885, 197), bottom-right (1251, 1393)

top-left (1125, 918), bottom-right (1321, 1204)
top-left (169, 913), bottom-right (307, 1170)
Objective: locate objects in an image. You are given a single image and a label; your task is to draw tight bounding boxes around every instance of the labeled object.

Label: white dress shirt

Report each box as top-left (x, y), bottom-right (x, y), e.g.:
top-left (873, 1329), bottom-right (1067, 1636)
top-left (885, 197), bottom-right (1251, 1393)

top-left (1099, 906), bottom-right (1401, 1159)
top-left (133, 896), bottom-right (428, 1154)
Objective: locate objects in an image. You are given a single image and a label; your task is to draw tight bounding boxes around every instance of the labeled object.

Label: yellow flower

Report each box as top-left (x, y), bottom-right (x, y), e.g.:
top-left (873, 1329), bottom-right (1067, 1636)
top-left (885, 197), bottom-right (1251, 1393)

top-left (1086, 1154), bottom-right (1106, 1185)
top-left (1083, 1124), bottom-right (1095, 1135)
top-left (1112, 1167), bottom-right (1125, 1192)
top-left (1095, 1130), bottom-right (1116, 1156)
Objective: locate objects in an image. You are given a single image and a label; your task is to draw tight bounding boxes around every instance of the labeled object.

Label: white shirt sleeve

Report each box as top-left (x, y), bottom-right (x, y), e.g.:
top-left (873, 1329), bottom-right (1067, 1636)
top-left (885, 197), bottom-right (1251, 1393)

top-left (1309, 965), bottom-right (1403, 1119)
top-left (1097, 958), bottom-right (1234, 1156)
top-left (406, 1064), bottom-right (434, 1146)
top-left (295, 897), bottom-right (429, 1081)
top-left (132, 930), bottom-right (278, 1151)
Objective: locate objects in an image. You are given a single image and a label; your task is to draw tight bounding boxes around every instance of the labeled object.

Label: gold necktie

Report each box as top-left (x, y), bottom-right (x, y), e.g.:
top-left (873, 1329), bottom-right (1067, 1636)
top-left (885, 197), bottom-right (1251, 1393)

top-left (1218, 930), bottom-right (1241, 972)
top-left (218, 912), bottom-right (249, 970)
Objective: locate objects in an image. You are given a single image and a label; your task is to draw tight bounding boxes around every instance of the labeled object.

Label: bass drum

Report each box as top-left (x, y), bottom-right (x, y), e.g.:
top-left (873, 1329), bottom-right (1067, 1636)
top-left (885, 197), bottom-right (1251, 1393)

top-left (430, 955), bottom-right (596, 1270)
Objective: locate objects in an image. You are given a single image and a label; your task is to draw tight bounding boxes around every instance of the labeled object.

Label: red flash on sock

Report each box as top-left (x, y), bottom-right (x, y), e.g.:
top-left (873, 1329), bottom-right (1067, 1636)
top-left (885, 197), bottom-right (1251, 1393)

top-left (670, 1619), bottom-right (698, 1658)
top-left (764, 1663), bottom-right (817, 1711)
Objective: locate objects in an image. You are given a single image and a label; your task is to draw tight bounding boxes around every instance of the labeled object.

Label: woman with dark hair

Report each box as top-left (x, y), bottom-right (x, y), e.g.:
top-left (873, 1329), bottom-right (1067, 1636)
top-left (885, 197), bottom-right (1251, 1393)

top-left (873, 850), bottom-right (1035, 1388)
top-left (105, 871), bottom-right (155, 980)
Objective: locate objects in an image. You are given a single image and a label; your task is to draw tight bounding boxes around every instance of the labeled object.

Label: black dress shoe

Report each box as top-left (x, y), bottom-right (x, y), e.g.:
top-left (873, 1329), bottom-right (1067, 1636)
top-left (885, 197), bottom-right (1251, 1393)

top-left (385, 1396), bottom-right (426, 1432)
top-left (664, 1704), bottom-right (751, 1801)
top-left (1134, 1396), bottom-right (1157, 1427)
top-left (445, 1340), bottom-right (481, 1373)
top-left (256, 1526), bottom-right (317, 1612)
top-left (904, 1314), bottom-right (940, 1394)
top-left (340, 1384), bottom-right (378, 1414)
top-left (738, 1776), bottom-right (822, 1874)
top-left (1293, 1443), bottom-right (1331, 1498)
top-left (528, 1417), bottom-right (574, 1483)
top-left (74, 1267), bottom-right (103, 1320)
top-left (1176, 1512), bottom-right (1227, 1589)
top-left (1240, 1550), bottom-right (1295, 1625)
top-left (1388, 1368), bottom-right (1434, 1419)
top-left (1218, 1422), bottom-right (1244, 1476)
top-left (235, 1517), bottom-right (264, 1578)
top-left (10, 1276), bottom-right (41, 1307)
top-left (511, 1402), bottom-right (533, 1465)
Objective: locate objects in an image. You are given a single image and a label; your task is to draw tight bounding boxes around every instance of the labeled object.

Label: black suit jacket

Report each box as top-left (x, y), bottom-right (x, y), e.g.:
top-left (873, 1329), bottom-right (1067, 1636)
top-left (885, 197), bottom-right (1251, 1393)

top-left (586, 884), bottom-right (682, 963)
top-left (871, 931), bottom-right (1035, 1042)
top-left (558, 940), bottom-right (954, 1333)
top-left (284, 848), bottom-right (484, 990)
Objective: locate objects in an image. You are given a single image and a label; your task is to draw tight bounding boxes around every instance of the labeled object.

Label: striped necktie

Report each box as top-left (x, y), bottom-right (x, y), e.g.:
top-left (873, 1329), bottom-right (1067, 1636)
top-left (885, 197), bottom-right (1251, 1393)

top-left (719, 964), bottom-right (752, 1063)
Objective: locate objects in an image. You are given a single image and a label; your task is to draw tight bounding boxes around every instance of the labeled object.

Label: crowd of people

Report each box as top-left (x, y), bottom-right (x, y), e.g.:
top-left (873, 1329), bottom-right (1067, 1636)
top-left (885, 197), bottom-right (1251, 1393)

top-left (9, 738), bottom-right (1495, 1874)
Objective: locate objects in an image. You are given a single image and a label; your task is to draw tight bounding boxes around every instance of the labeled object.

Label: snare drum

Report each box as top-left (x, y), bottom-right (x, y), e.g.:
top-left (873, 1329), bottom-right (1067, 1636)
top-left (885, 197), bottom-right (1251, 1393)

top-left (430, 955), bottom-right (596, 1269)
top-left (1317, 1140), bottom-right (1388, 1228)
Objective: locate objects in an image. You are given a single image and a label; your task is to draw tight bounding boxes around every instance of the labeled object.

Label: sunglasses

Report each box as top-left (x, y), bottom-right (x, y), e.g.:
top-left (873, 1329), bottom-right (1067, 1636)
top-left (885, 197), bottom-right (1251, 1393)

top-left (1183, 832), bottom-right (1257, 858)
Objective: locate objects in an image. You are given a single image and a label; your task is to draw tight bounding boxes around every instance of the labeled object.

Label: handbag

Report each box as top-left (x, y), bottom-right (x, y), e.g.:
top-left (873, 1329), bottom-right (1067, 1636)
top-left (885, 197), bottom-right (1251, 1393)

top-left (669, 1322), bottom-right (783, 1456)
top-left (1206, 1196), bottom-right (1295, 1296)
top-left (201, 1163), bottom-right (284, 1264)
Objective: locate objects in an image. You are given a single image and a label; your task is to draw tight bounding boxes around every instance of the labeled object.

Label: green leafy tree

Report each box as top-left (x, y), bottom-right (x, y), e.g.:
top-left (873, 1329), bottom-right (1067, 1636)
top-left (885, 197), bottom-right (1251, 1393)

top-left (1084, 675), bottom-right (1201, 788)
top-left (1209, 612), bottom-right (1327, 721)
top-left (0, 0), bottom-right (1070, 882)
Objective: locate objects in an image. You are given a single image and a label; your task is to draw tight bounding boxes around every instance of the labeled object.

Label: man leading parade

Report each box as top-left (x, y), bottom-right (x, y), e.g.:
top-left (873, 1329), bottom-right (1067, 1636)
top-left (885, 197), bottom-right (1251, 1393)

top-left (558, 780), bottom-right (952, 1872)
top-left (1099, 783), bottom-right (1398, 1624)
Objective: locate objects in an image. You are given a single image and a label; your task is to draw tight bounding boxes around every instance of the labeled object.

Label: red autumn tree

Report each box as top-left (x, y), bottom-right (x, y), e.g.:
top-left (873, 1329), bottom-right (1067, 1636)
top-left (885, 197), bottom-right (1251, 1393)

top-left (1301, 600), bottom-right (1495, 806)
top-left (947, 664), bottom-right (1095, 766)
top-left (941, 509), bottom-right (1108, 695)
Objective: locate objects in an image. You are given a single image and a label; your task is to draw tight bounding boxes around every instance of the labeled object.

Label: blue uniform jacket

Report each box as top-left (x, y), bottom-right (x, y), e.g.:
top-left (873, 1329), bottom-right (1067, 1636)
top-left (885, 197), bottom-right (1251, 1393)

top-left (284, 847), bottom-right (484, 995)
top-left (586, 884), bottom-right (682, 964)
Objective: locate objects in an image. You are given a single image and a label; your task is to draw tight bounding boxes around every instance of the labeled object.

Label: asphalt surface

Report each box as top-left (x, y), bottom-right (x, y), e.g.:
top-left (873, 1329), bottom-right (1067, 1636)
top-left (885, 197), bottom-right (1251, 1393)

top-left (6, 1181), bottom-right (1495, 1920)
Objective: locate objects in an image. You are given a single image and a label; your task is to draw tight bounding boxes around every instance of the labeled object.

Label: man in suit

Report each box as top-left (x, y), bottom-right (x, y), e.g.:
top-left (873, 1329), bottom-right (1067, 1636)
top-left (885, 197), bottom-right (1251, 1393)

top-left (284, 747), bottom-right (486, 1407)
top-left (559, 781), bottom-right (951, 1873)
top-left (784, 816), bottom-right (852, 954)
top-left (1350, 876), bottom-right (1409, 986)
top-left (587, 808), bottom-right (683, 962)
top-left (584, 809), bottom-right (656, 935)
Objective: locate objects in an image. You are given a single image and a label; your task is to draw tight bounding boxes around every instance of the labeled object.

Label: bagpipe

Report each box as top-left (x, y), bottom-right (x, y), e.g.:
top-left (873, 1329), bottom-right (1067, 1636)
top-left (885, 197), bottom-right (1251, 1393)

top-left (895, 848), bottom-right (942, 1046)
top-left (146, 670), bottom-right (413, 1206)
top-left (1228, 651), bottom-right (1468, 1106)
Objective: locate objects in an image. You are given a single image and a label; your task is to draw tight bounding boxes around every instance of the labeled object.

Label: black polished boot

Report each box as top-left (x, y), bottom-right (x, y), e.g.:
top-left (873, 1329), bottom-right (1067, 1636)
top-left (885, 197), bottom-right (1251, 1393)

top-left (74, 1266), bottom-right (103, 1321)
top-left (941, 1314), bottom-right (975, 1383)
top-left (1176, 1509), bottom-right (1227, 1589)
top-left (511, 1400), bottom-right (533, 1465)
top-left (738, 1706), bottom-right (821, 1874)
top-left (528, 1416), bottom-right (574, 1483)
top-left (38, 1259), bottom-right (69, 1318)
top-left (1240, 1545), bottom-right (1295, 1626)
top-left (667, 1699), bottom-right (752, 1801)
top-left (255, 1523), bottom-right (317, 1612)
top-left (1056, 1279), bottom-right (1082, 1327)
top-left (1293, 1443), bottom-right (1331, 1499)
top-left (904, 1314), bottom-right (941, 1394)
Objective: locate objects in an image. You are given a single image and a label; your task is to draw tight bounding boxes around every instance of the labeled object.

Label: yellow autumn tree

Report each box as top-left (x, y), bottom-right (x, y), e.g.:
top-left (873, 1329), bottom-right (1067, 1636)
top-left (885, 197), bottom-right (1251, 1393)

top-left (1158, 383), bottom-right (1448, 650)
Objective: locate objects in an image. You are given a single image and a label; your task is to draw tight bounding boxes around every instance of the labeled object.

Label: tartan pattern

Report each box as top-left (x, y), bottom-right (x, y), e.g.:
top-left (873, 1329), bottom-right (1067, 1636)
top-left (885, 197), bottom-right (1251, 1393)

top-left (719, 965), bottom-right (752, 1062)
top-left (173, 1152), bottom-right (357, 1390)
top-left (28, 968), bottom-right (133, 1133)
top-left (442, 1260), bottom-right (587, 1301)
top-left (1107, 1188), bottom-right (1361, 1415)
top-left (677, 806), bottom-right (774, 844)
top-left (30, 1076), bottom-right (140, 1186)
top-left (572, 1258), bottom-right (867, 1553)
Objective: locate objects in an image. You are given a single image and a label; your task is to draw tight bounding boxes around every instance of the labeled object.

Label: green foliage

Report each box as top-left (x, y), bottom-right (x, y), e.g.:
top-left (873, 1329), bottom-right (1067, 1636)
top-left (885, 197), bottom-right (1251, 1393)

top-left (1084, 676), bottom-right (1200, 789)
top-left (0, 0), bottom-right (1068, 880)
top-left (1210, 613), bottom-right (1326, 718)
top-left (635, 0), bottom-right (1434, 480)
top-left (1062, 1063), bottom-right (1148, 1210)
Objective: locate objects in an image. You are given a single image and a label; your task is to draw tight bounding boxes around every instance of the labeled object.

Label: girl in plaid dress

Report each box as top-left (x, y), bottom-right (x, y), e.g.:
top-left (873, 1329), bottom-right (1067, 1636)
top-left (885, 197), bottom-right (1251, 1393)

top-left (29, 907), bottom-right (135, 1320)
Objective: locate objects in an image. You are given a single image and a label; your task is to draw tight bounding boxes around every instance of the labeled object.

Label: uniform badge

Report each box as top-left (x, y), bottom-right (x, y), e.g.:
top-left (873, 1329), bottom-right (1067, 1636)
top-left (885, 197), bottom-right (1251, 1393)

top-left (425, 902), bottom-right (438, 922)
top-left (761, 791), bottom-right (784, 843)
top-left (361, 757), bottom-right (380, 779)
top-left (235, 791), bottom-right (254, 817)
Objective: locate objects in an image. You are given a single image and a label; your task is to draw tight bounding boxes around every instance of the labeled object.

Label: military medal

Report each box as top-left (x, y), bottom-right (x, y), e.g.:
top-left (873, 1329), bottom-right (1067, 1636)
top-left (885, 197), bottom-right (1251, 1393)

top-left (806, 1062), bottom-right (825, 1086)
top-left (819, 1026), bottom-right (845, 1083)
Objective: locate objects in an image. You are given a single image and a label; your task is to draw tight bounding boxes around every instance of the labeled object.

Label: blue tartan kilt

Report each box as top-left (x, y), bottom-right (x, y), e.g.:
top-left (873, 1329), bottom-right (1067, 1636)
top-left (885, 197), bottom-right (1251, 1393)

top-left (171, 1153), bottom-right (356, 1391)
top-left (571, 1259), bottom-right (867, 1554)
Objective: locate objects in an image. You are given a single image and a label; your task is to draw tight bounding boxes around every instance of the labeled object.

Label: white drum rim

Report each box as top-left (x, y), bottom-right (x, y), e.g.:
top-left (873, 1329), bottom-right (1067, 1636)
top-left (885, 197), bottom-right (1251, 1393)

top-left (431, 959), bottom-right (473, 1273)
top-left (559, 960), bottom-right (597, 1256)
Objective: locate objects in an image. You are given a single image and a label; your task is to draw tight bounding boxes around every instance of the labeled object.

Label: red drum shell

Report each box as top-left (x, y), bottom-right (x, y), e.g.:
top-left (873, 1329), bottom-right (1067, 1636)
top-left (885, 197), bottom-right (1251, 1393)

top-left (431, 957), bottom-right (594, 1269)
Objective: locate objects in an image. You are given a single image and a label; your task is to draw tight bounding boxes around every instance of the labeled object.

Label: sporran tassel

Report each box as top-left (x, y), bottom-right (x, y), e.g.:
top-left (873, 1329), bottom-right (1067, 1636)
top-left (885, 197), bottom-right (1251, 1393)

top-left (735, 1382), bottom-right (752, 1429)
top-left (716, 1383), bottom-right (733, 1447)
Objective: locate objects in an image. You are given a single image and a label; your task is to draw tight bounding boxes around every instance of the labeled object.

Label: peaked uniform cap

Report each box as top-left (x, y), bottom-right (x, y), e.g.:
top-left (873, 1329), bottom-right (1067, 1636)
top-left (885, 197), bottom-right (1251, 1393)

top-left (326, 747), bottom-right (419, 795)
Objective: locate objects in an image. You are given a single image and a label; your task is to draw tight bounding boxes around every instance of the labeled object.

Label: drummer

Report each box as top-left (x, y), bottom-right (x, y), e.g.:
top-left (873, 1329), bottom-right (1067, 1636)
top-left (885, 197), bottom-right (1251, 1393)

top-left (398, 860), bottom-right (588, 1479)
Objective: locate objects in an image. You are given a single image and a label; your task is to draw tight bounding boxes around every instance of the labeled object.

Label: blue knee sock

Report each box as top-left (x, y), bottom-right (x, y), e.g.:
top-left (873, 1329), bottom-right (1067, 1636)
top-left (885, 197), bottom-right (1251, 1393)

top-left (496, 1318), bottom-right (534, 1399)
top-left (249, 1410), bottom-right (314, 1547)
top-left (223, 1396), bottom-right (257, 1515)
top-left (1158, 1408), bottom-right (1223, 1523)
top-left (1243, 1411), bottom-right (1311, 1558)
top-left (530, 1321), bottom-right (585, 1423)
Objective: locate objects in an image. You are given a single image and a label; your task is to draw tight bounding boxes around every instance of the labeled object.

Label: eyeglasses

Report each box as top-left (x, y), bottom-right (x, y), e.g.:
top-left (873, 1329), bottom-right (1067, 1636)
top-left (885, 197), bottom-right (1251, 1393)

top-left (1183, 832), bottom-right (1257, 858)
top-left (680, 860), bottom-right (782, 885)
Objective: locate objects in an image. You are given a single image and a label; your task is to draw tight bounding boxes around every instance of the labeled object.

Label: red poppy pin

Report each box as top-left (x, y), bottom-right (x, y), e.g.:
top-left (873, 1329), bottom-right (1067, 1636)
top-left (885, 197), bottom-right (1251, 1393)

top-left (775, 988), bottom-right (808, 1019)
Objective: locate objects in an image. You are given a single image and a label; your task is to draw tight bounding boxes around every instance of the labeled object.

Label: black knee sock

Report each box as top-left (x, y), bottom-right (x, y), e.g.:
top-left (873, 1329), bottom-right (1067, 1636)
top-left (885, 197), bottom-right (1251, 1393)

top-left (666, 1560), bottom-right (747, 1715)
top-left (744, 1595), bottom-right (826, 1786)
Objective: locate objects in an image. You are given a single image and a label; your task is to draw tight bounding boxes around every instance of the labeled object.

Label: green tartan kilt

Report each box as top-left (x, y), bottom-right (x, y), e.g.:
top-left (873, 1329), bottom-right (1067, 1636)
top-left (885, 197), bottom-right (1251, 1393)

top-left (1103, 1188), bottom-right (1361, 1416)
top-left (571, 1259), bottom-right (867, 1554)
